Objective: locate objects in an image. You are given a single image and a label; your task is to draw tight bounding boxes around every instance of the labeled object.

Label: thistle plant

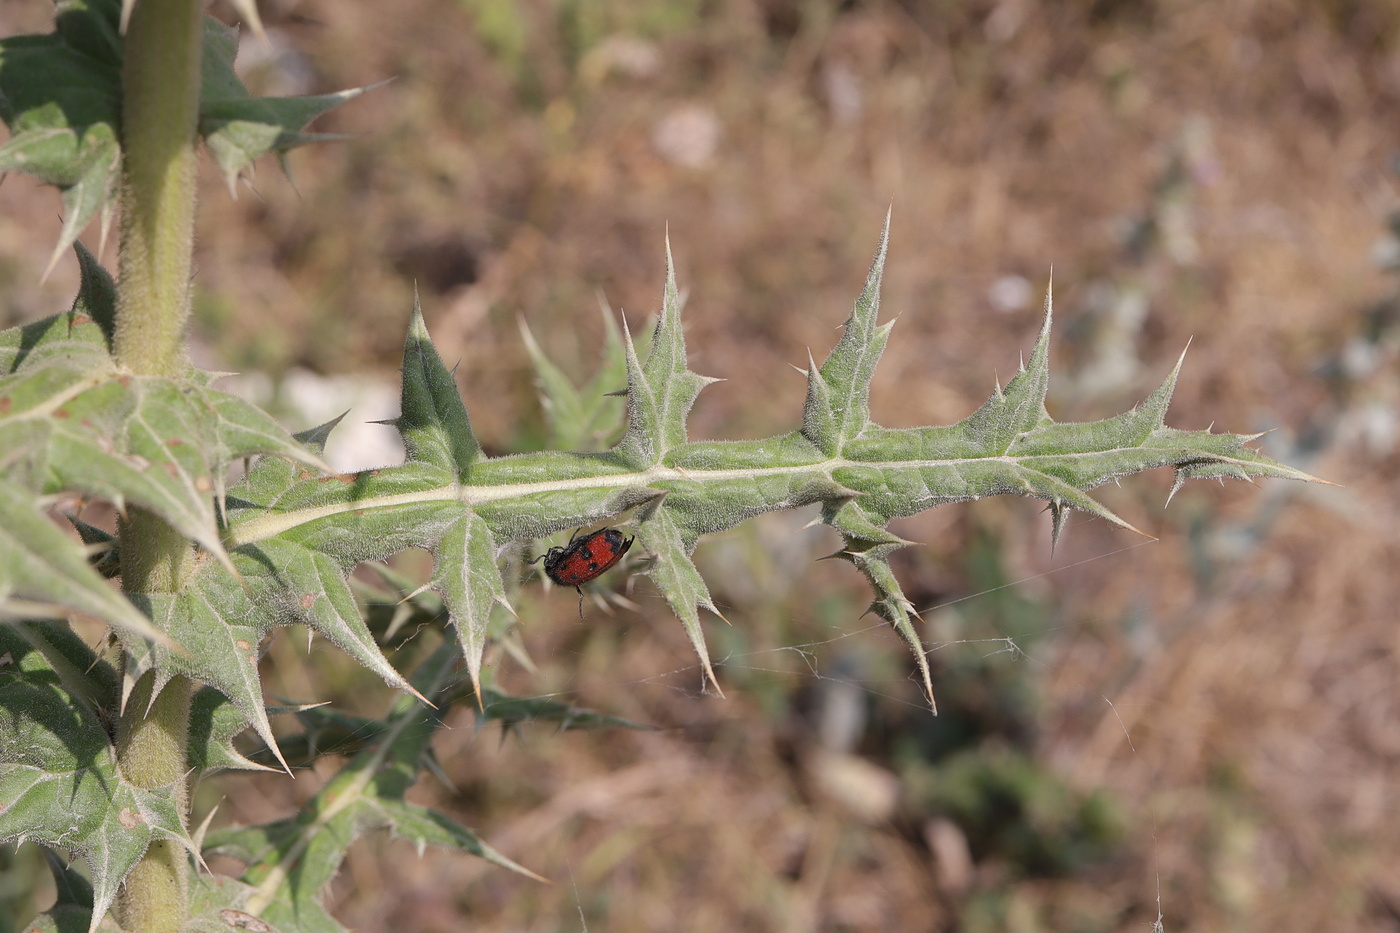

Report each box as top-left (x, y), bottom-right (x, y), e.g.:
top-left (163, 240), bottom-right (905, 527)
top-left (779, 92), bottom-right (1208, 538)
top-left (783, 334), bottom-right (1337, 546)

top-left (0, 2), bottom-right (1319, 932)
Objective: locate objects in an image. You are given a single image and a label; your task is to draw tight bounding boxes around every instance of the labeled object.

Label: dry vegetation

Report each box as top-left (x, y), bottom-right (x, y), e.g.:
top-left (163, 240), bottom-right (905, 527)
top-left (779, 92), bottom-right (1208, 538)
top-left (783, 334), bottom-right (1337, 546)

top-left (4, 0), bottom-right (1400, 930)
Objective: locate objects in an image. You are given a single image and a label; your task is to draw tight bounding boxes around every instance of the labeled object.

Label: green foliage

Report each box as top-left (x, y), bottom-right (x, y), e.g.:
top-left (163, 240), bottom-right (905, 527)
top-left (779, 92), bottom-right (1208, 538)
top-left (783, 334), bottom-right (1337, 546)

top-left (0, 3), bottom-right (1318, 931)
top-left (0, 225), bottom-right (1315, 931)
top-left (2, 221), bottom-right (1314, 930)
top-left (196, 645), bottom-right (544, 933)
top-left (0, 244), bottom-right (323, 645)
top-left (519, 302), bottom-right (627, 452)
top-left (0, 0), bottom-right (371, 274)
top-left (0, 624), bottom-right (195, 930)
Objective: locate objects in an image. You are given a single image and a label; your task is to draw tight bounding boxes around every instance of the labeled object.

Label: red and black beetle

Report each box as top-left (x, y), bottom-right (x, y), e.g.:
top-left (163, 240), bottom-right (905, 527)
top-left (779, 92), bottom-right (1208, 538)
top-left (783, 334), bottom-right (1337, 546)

top-left (529, 526), bottom-right (634, 615)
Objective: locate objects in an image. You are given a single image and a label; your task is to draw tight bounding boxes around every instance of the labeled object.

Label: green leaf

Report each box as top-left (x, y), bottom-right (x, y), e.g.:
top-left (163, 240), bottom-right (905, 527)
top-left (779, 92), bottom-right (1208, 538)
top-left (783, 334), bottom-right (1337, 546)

top-left (0, 1), bottom-right (122, 276)
top-left (205, 648), bottom-right (541, 928)
top-left (55, 0), bottom-right (124, 68)
top-left (199, 17), bottom-right (377, 194)
top-left (0, 484), bottom-right (160, 644)
top-left (204, 227), bottom-right (1320, 716)
top-left (803, 210), bottom-right (892, 455)
top-left (69, 241), bottom-right (117, 350)
top-left (431, 513), bottom-right (509, 700)
top-left (957, 287), bottom-right (1056, 452)
top-left (2, 619), bottom-right (119, 716)
top-left (616, 236), bottom-right (721, 468)
top-left (470, 687), bottom-right (651, 731)
top-left (519, 299), bottom-right (628, 451)
top-left (125, 579), bottom-right (286, 770)
top-left (249, 705), bottom-right (388, 771)
top-left (236, 682), bottom-right (643, 773)
top-left (42, 843), bottom-right (96, 910)
top-left (395, 297), bottom-right (481, 478)
top-left (187, 687), bottom-right (279, 777)
top-left (0, 626), bottom-right (193, 933)
top-left (235, 539), bottom-right (420, 702)
top-left (183, 874), bottom-right (279, 933)
top-left (0, 2), bottom-right (374, 266)
top-left (0, 296), bottom-right (328, 609)
top-left (636, 504), bottom-right (723, 694)
top-left (850, 546), bottom-right (936, 711)
top-left (221, 0), bottom-right (266, 40)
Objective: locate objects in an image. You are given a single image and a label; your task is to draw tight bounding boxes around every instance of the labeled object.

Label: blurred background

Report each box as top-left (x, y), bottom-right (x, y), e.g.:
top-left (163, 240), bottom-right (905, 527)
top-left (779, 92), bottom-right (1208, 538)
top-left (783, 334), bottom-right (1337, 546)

top-left (3, 0), bottom-right (1399, 930)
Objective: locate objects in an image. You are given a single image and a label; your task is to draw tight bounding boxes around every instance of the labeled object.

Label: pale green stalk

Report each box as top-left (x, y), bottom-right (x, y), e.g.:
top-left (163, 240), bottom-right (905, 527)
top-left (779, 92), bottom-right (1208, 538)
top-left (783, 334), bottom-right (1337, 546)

top-left (111, 0), bottom-right (204, 930)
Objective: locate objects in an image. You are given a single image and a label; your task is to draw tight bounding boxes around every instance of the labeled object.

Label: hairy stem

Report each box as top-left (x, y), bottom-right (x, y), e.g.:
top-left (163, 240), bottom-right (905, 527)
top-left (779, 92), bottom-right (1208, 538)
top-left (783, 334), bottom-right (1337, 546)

top-left (111, 0), bottom-right (204, 930)
top-left (114, 674), bottom-right (193, 933)
top-left (112, 0), bottom-right (201, 378)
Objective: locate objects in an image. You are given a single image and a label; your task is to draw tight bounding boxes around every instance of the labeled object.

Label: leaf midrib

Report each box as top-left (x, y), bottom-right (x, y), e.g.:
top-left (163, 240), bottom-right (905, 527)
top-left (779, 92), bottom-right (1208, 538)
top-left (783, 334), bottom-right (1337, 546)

top-left (222, 443), bottom-right (1281, 548)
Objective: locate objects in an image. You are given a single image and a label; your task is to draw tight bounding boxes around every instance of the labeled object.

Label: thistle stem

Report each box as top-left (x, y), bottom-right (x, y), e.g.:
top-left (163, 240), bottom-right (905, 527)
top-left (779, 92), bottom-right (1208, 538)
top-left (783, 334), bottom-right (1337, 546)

top-left (110, 0), bottom-right (205, 929)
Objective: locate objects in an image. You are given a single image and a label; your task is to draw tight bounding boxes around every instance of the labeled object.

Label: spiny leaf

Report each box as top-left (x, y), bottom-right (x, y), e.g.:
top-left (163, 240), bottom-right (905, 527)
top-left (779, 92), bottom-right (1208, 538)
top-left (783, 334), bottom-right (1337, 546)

top-left (0, 483), bottom-right (161, 644)
top-left (187, 686), bottom-right (280, 777)
top-left (0, 0), bottom-right (122, 275)
top-left (431, 513), bottom-right (509, 702)
top-left (519, 298), bottom-right (628, 451)
top-left (240, 683), bottom-right (644, 773)
top-left (196, 226), bottom-right (1319, 723)
top-left (123, 577), bottom-right (287, 772)
top-left (0, 625), bottom-right (194, 933)
top-left (250, 705), bottom-right (389, 771)
top-left (44, 126), bottom-right (120, 281)
top-left (205, 647), bottom-right (542, 925)
top-left (0, 2), bottom-right (371, 267)
top-left (803, 209), bottom-right (893, 454)
top-left (70, 240), bottom-right (117, 349)
top-left (42, 845), bottom-right (95, 910)
top-left (0, 306), bottom-right (328, 580)
top-left (0, 0), bottom-right (122, 276)
top-left (959, 286), bottom-right (1056, 451)
top-left (4, 618), bottom-right (119, 715)
top-left (616, 236), bottom-right (721, 468)
top-left (469, 687), bottom-right (652, 732)
top-left (235, 540), bottom-right (422, 703)
top-left (850, 551), bottom-right (936, 711)
top-left (199, 17), bottom-right (377, 194)
top-left (821, 498), bottom-right (916, 557)
top-left (636, 505), bottom-right (723, 695)
top-left (184, 875), bottom-right (280, 933)
top-left (396, 296), bottom-right (481, 478)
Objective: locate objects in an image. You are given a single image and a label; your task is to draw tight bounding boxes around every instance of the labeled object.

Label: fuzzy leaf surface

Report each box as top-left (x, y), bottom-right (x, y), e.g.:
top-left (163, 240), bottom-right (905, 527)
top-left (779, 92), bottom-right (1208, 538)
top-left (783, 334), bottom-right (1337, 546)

top-left (0, 625), bottom-right (192, 933)
top-left (199, 17), bottom-right (376, 192)
top-left (187, 687), bottom-right (279, 777)
top-left (0, 1), bottom-right (373, 262)
top-left (0, 301), bottom-right (326, 645)
top-left (430, 513), bottom-right (508, 698)
top-left (616, 238), bottom-right (719, 468)
top-left (803, 212), bottom-right (892, 454)
top-left (396, 297), bottom-right (481, 478)
top-left (204, 647), bottom-right (540, 928)
top-left (0, 483), bottom-right (158, 642)
top-left (216, 229), bottom-right (1314, 711)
